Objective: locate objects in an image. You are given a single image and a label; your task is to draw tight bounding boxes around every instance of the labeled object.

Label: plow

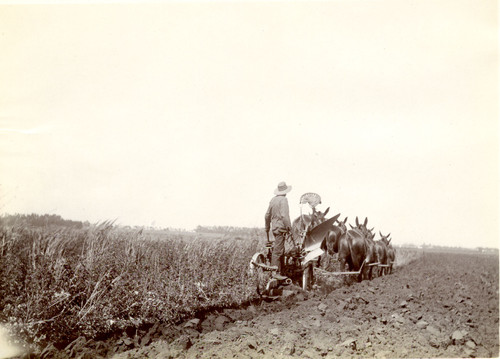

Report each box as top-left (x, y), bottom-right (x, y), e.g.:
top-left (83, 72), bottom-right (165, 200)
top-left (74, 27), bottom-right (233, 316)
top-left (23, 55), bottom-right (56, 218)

top-left (249, 226), bottom-right (321, 296)
top-left (250, 192), bottom-right (395, 297)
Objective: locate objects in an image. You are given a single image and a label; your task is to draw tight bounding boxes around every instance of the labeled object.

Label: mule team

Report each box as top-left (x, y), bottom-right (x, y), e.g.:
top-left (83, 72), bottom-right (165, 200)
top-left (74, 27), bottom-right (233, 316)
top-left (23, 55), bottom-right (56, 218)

top-left (292, 207), bottom-right (396, 282)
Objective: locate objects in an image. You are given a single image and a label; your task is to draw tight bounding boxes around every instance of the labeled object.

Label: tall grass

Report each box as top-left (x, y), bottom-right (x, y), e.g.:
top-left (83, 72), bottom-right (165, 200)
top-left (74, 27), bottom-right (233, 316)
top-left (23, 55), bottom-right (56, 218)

top-left (0, 223), bottom-right (259, 348)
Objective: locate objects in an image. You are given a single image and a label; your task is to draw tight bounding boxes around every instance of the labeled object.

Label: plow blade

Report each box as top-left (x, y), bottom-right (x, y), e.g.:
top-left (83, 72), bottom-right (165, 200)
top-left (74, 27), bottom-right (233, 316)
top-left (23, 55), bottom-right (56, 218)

top-left (378, 264), bottom-right (390, 268)
top-left (368, 262), bottom-right (380, 267)
top-left (303, 247), bottom-right (324, 265)
top-left (303, 213), bottom-right (341, 252)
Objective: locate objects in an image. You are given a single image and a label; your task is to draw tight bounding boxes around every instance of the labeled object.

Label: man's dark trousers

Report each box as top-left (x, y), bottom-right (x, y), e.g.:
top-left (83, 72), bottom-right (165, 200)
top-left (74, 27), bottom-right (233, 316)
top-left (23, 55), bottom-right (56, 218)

top-left (272, 230), bottom-right (286, 275)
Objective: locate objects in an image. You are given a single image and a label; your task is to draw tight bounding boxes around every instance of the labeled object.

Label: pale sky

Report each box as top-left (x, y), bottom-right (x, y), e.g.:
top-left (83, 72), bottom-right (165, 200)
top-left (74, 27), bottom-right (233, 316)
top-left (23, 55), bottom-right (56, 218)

top-left (0, 1), bottom-right (498, 248)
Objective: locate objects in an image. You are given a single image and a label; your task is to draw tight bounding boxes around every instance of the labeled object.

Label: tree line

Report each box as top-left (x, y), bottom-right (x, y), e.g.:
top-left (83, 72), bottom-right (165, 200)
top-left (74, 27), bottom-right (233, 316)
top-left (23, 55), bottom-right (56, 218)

top-left (195, 225), bottom-right (263, 235)
top-left (0, 213), bottom-right (89, 229)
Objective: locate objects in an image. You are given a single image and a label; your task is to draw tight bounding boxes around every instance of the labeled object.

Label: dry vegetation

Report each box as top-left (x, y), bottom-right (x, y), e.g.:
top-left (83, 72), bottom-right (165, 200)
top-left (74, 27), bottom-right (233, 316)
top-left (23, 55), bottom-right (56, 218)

top-left (0, 223), bottom-right (261, 350)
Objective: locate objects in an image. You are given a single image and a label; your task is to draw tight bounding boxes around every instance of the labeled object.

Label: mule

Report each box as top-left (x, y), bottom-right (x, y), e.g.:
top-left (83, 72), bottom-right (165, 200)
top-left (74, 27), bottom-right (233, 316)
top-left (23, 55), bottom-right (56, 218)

top-left (322, 218), bottom-right (374, 283)
top-left (380, 234), bottom-right (395, 274)
top-left (374, 232), bottom-right (390, 276)
top-left (349, 217), bottom-right (377, 280)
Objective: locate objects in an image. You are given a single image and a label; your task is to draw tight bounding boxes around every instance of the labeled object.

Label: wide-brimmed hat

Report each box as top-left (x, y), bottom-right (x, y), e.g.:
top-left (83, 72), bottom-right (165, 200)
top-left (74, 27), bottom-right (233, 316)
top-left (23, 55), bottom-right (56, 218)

top-left (274, 181), bottom-right (292, 195)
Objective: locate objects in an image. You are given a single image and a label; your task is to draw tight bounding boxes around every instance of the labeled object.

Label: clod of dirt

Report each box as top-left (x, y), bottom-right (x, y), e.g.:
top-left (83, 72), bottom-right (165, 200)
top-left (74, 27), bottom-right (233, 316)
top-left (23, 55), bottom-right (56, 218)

top-left (428, 337), bottom-right (441, 348)
top-left (416, 320), bottom-right (429, 329)
top-left (139, 333), bottom-right (151, 347)
top-left (318, 303), bottom-right (328, 312)
top-left (341, 337), bottom-right (357, 350)
top-left (469, 333), bottom-right (482, 345)
top-left (426, 325), bottom-right (441, 336)
top-left (464, 347), bottom-right (475, 357)
top-left (182, 328), bottom-right (200, 341)
top-left (183, 318), bottom-right (201, 330)
top-left (451, 329), bottom-right (468, 345)
top-left (247, 338), bottom-right (258, 350)
top-left (354, 294), bottom-right (369, 304)
top-left (269, 328), bottom-right (280, 336)
top-left (214, 315), bottom-right (231, 331)
top-left (281, 342), bottom-right (295, 355)
top-left (122, 337), bottom-right (133, 347)
top-left (391, 313), bottom-right (405, 324)
top-left (172, 335), bottom-right (191, 350)
top-left (465, 340), bottom-right (476, 349)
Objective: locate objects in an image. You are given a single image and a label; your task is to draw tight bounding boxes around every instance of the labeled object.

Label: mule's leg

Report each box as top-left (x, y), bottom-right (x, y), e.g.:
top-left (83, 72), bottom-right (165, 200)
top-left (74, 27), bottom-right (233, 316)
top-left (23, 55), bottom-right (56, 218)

top-left (357, 265), bottom-right (364, 282)
top-left (340, 257), bottom-right (351, 285)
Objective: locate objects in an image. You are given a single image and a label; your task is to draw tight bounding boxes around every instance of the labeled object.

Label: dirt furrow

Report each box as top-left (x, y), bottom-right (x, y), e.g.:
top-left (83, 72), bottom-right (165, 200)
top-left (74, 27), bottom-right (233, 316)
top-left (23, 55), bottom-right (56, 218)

top-left (105, 252), bottom-right (499, 358)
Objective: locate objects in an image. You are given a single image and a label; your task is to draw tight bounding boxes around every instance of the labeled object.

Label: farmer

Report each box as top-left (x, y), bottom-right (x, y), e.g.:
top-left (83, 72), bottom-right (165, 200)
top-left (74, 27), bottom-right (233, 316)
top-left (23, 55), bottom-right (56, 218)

top-left (265, 181), bottom-right (292, 280)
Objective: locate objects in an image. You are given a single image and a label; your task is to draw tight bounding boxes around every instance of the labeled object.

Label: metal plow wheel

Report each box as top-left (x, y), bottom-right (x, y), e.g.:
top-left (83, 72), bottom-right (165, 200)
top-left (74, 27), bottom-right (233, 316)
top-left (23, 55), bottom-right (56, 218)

top-left (249, 253), bottom-right (273, 296)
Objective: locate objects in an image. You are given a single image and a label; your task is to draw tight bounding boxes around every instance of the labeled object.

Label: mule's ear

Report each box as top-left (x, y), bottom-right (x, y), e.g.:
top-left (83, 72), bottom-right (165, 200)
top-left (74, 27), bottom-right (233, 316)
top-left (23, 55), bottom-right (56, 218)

top-left (379, 231), bottom-right (383, 237)
top-left (356, 217), bottom-right (359, 226)
top-left (388, 238), bottom-right (391, 244)
top-left (344, 217), bottom-right (348, 224)
top-left (324, 207), bottom-right (330, 216)
top-left (387, 233), bottom-right (391, 237)
top-left (370, 227), bottom-right (374, 232)
top-left (364, 217), bottom-right (368, 226)
top-left (350, 224), bottom-right (355, 229)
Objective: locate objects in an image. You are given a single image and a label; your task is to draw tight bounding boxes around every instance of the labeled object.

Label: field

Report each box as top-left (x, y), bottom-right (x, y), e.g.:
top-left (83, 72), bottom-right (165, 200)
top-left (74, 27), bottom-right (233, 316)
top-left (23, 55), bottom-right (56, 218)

top-left (0, 221), bottom-right (498, 358)
top-left (116, 250), bottom-right (499, 359)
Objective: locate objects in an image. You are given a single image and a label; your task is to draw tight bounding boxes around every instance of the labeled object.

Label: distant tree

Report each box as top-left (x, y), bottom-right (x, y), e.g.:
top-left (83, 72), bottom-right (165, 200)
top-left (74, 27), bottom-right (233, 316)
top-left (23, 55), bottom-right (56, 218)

top-left (0, 213), bottom-right (85, 229)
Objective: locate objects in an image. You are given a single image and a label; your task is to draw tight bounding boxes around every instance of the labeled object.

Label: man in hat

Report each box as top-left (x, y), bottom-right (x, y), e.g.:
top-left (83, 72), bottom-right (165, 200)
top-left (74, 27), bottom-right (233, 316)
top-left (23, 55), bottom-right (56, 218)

top-left (265, 181), bottom-right (292, 279)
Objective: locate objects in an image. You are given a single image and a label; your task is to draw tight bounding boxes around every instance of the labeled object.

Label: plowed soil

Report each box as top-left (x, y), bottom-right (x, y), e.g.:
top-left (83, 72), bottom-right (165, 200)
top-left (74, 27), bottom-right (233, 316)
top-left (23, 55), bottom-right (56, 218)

top-left (63, 251), bottom-right (499, 359)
